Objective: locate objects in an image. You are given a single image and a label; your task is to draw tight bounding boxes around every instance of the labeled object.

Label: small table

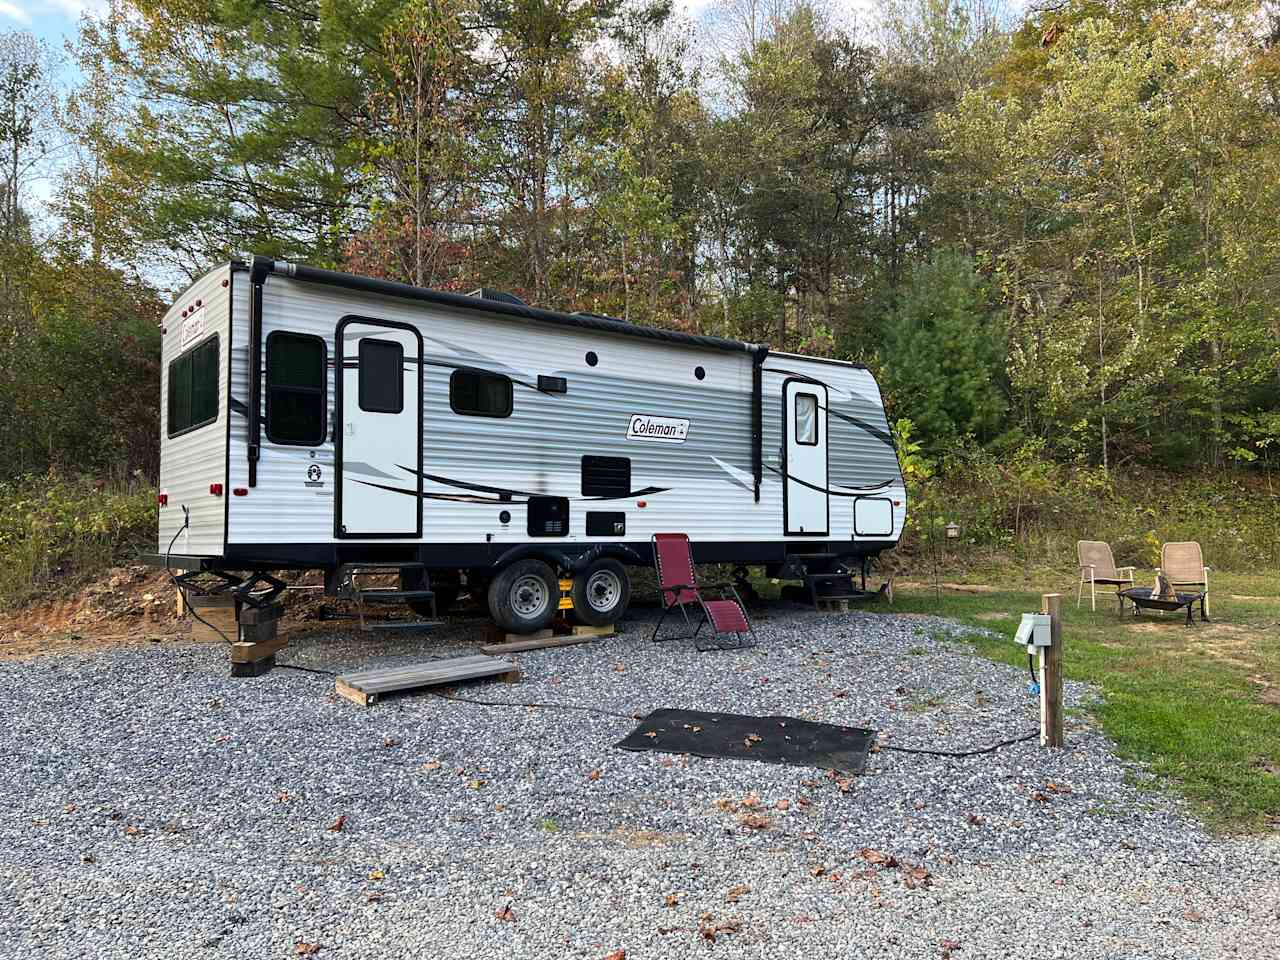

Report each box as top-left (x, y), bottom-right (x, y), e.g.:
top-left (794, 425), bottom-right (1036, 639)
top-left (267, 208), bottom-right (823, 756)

top-left (1120, 587), bottom-right (1208, 625)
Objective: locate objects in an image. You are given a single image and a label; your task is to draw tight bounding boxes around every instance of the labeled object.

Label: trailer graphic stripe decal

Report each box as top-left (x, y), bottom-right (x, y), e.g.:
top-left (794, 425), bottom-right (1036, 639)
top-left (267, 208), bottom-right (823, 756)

top-left (765, 465), bottom-right (895, 497)
top-left (352, 469), bottom-right (672, 504)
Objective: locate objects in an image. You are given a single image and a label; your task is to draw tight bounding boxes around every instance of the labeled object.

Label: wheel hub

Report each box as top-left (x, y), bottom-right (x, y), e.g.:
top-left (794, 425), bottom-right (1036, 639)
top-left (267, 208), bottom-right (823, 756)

top-left (586, 569), bottom-right (622, 612)
top-left (510, 574), bottom-right (549, 617)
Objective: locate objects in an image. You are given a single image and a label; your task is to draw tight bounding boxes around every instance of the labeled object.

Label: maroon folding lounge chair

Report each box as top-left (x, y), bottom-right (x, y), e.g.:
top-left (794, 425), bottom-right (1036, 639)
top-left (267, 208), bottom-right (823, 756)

top-left (651, 533), bottom-right (755, 651)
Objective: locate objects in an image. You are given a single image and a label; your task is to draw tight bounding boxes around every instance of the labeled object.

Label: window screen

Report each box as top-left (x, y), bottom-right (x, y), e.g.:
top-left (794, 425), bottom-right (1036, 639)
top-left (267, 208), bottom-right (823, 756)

top-left (266, 332), bottom-right (327, 445)
top-left (795, 393), bottom-right (818, 445)
top-left (450, 369), bottom-right (513, 417)
top-left (167, 336), bottom-right (219, 437)
top-left (359, 338), bottom-right (404, 413)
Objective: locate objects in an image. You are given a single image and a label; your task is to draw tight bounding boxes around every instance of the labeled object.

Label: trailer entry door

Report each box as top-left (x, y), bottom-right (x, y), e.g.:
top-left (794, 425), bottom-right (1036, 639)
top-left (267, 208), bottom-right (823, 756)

top-left (336, 317), bottom-right (422, 538)
top-left (783, 380), bottom-right (828, 536)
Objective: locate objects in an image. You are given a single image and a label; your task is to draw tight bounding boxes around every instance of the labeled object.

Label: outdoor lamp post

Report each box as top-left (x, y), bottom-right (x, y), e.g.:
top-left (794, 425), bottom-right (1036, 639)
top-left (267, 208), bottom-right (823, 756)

top-left (945, 521), bottom-right (961, 541)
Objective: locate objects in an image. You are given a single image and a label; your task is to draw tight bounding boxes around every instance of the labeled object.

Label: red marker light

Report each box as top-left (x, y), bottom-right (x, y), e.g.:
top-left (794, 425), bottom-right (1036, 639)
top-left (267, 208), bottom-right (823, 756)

top-left (209, 483), bottom-right (223, 496)
top-left (637, 500), bottom-right (647, 508)
top-left (893, 500), bottom-right (901, 506)
top-left (157, 493), bottom-right (168, 506)
top-left (221, 279), bottom-right (228, 287)
top-left (232, 487), bottom-right (248, 497)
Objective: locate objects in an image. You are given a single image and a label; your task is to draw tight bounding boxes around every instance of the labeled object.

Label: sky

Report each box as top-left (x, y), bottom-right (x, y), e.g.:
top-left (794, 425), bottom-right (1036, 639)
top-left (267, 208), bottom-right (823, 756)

top-left (0, 0), bottom-right (106, 48)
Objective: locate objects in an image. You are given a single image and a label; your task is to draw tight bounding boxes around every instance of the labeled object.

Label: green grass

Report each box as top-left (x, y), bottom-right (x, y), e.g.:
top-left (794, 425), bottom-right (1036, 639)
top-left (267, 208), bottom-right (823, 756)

top-left (883, 571), bottom-right (1280, 833)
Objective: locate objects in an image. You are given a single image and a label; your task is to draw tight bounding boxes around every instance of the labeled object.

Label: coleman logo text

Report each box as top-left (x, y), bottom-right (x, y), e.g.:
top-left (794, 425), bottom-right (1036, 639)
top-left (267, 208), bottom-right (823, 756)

top-left (627, 414), bottom-right (690, 444)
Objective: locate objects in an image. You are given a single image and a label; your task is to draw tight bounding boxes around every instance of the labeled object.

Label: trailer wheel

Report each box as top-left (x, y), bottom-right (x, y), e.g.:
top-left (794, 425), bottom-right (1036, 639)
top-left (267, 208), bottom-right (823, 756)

top-left (571, 558), bottom-right (630, 627)
top-left (488, 559), bottom-right (558, 634)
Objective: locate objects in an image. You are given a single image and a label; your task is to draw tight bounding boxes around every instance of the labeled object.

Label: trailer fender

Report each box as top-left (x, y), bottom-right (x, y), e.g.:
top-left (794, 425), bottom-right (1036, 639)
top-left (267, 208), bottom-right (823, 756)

top-left (489, 543), bottom-right (644, 576)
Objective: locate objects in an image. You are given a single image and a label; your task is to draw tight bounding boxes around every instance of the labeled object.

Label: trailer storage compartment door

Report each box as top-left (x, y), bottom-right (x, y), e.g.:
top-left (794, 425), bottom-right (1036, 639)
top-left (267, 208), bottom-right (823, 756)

top-left (336, 317), bottom-right (423, 538)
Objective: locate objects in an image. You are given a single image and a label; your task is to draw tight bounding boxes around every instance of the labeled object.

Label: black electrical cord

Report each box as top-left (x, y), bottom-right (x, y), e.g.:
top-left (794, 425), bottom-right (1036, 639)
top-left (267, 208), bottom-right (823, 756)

top-left (429, 690), bottom-right (639, 720)
top-left (275, 663), bottom-right (337, 677)
top-left (166, 511), bottom-right (234, 646)
top-left (879, 730), bottom-right (1039, 758)
top-left (1028, 652), bottom-right (1038, 686)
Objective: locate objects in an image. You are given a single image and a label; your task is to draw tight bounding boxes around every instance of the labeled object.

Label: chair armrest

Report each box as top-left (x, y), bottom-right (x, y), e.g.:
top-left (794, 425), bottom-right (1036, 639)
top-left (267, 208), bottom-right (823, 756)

top-left (1079, 564), bottom-right (1095, 575)
top-left (660, 583), bottom-right (695, 594)
top-left (1116, 567), bottom-right (1135, 575)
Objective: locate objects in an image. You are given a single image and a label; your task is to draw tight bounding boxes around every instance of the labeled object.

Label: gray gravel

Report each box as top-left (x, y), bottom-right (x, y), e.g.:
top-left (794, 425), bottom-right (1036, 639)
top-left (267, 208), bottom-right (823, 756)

top-left (1, 603), bottom-right (1276, 959)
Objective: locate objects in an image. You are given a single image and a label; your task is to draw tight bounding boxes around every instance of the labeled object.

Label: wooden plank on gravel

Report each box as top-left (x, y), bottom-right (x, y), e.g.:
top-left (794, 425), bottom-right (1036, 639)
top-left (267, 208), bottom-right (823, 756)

top-left (230, 635), bottom-right (289, 663)
top-left (335, 654), bottom-right (520, 707)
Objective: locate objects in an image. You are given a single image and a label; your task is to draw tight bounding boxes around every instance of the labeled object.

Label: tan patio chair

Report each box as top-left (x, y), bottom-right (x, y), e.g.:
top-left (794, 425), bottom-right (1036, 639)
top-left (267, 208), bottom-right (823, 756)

top-left (1160, 542), bottom-right (1211, 617)
top-left (1077, 540), bottom-right (1135, 611)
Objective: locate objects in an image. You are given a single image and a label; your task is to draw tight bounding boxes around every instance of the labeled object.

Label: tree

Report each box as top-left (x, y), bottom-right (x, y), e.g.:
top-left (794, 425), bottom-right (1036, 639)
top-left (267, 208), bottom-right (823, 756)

top-left (879, 249), bottom-right (1006, 447)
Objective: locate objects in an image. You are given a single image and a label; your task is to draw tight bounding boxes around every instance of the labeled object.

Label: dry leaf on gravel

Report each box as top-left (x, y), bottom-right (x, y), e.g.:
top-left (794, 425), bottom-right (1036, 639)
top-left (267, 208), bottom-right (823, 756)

top-left (966, 813), bottom-right (983, 826)
top-left (737, 813), bottom-right (772, 830)
top-left (495, 904), bottom-right (515, 923)
top-left (775, 799), bottom-right (791, 811)
top-left (644, 731), bottom-right (658, 739)
top-left (368, 869), bottom-right (384, 881)
top-left (587, 769), bottom-right (602, 781)
top-left (664, 893), bottom-right (679, 908)
top-left (295, 944), bottom-right (321, 956)
top-left (603, 951), bottom-right (626, 960)
top-left (383, 737), bottom-right (399, 749)
top-left (327, 815), bottom-right (346, 832)
top-left (698, 917), bottom-right (742, 943)
top-left (1047, 782), bottom-right (1073, 794)
top-left (809, 865), bottom-right (826, 877)
top-left (422, 761), bottom-right (442, 771)
top-left (726, 884), bottom-right (750, 903)
top-left (941, 938), bottom-right (962, 958)
top-left (860, 848), bottom-right (898, 868)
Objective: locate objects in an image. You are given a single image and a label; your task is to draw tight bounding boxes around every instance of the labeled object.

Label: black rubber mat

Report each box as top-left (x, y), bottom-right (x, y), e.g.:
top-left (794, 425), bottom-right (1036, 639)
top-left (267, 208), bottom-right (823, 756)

top-left (615, 708), bottom-right (875, 774)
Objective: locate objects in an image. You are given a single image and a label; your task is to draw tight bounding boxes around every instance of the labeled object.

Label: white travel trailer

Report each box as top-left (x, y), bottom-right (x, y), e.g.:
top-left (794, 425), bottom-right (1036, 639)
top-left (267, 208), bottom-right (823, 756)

top-left (155, 256), bottom-right (905, 633)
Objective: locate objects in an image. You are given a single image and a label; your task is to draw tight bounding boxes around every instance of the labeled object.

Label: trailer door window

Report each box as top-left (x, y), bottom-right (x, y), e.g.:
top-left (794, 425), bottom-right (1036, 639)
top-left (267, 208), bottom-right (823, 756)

top-left (266, 332), bottom-right (327, 445)
top-left (450, 369), bottom-right (513, 417)
top-left (167, 336), bottom-right (219, 437)
top-left (795, 392), bottom-right (818, 445)
top-left (358, 338), bottom-right (404, 413)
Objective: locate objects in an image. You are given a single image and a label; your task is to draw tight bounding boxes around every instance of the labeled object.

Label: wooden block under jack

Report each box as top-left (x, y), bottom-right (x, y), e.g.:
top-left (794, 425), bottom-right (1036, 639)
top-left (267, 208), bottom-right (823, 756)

top-left (231, 654), bottom-right (276, 677)
top-left (482, 623), bottom-right (553, 645)
top-left (479, 621), bottom-right (615, 654)
top-left (230, 635), bottom-right (289, 664)
top-left (190, 594), bottom-right (238, 643)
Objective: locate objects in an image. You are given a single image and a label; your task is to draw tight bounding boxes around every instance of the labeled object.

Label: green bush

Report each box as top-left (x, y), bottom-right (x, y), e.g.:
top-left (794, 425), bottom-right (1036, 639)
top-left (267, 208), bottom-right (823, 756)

top-left (0, 473), bottom-right (157, 608)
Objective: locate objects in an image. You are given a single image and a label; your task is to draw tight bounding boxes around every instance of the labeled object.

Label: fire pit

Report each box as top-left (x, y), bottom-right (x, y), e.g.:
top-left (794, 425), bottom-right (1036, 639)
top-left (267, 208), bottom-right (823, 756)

top-left (1120, 586), bottom-right (1208, 625)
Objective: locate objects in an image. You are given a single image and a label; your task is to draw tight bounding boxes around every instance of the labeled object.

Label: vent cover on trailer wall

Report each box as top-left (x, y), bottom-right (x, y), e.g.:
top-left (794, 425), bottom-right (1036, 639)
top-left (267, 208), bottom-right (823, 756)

top-left (528, 496), bottom-right (570, 537)
top-left (586, 511), bottom-right (626, 537)
top-left (581, 455), bottom-right (631, 498)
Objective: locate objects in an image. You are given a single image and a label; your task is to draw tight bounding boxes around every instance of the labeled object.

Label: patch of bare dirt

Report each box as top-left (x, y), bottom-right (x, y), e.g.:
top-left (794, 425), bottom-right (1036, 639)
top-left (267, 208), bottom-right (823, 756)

top-left (0, 565), bottom-right (190, 661)
top-left (974, 611), bottom-right (1013, 621)
top-left (896, 581), bottom-right (999, 594)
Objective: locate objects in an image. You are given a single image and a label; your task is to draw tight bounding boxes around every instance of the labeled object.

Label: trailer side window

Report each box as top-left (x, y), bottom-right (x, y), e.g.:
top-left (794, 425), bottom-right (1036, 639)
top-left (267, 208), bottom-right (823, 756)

top-left (266, 332), bottom-right (327, 445)
top-left (358, 338), bottom-right (404, 414)
top-left (450, 369), bottom-right (512, 417)
top-left (795, 393), bottom-right (818, 445)
top-left (167, 336), bottom-right (219, 438)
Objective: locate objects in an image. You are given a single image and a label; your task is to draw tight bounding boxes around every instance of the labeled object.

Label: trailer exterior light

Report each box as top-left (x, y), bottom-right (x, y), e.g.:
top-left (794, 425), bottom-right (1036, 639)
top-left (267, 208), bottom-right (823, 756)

top-left (157, 492), bottom-right (168, 506)
top-left (637, 500), bottom-right (647, 508)
top-left (209, 483), bottom-right (223, 496)
top-left (232, 487), bottom-right (248, 496)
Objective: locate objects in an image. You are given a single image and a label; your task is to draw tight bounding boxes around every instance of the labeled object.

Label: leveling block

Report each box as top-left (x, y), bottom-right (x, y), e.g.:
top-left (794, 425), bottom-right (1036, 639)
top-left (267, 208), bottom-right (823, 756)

top-left (334, 654), bottom-right (520, 707)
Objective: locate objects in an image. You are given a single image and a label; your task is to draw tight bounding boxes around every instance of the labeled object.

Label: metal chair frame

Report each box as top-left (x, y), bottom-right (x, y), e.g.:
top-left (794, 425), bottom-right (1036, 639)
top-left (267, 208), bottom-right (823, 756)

top-left (649, 533), bottom-right (756, 652)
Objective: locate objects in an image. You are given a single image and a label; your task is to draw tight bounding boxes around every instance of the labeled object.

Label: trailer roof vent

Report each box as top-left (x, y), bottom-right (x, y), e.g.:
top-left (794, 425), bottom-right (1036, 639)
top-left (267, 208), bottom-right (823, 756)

top-left (467, 287), bottom-right (525, 306)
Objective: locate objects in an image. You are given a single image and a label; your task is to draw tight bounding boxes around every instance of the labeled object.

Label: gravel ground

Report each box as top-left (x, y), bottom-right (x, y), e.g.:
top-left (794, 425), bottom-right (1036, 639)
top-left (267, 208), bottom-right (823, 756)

top-left (1, 603), bottom-right (1276, 959)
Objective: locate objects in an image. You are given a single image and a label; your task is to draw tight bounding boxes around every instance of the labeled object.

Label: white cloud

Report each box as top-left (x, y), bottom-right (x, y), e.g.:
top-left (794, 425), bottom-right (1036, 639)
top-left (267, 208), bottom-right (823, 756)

top-left (47, 0), bottom-right (109, 15)
top-left (0, 1), bottom-right (33, 24)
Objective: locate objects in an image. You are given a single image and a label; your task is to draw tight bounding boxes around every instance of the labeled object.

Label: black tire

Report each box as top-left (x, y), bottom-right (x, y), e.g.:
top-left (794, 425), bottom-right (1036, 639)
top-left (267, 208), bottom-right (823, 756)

top-left (488, 559), bottom-right (559, 634)
top-left (571, 558), bottom-right (631, 627)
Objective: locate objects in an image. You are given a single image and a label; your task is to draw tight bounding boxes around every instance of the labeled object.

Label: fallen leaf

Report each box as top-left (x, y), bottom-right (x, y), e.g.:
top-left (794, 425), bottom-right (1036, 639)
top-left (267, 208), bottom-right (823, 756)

top-left (295, 944), bottom-right (321, 956)
top-left (664, 893), bottom-right (679, 908)
top-left (833, 690), bottom-right (849, 698)
top-left (743, 733), bottom-right (762, 749)
top-left (81, 853), bottom-right (95, 864)
top-left (603, 951), bottom-right (626, 960)
top-left (327, 815), bottom-right (346, 832)
top-left (714, 798), bottom-right (735, 811)
top-left (614, 664), bottom-right (626, 673)
top-left (797, 797), bottom-right (812, 808)
top-left (276, 791), bottom-right (291, 803)
top-left (941, 938), bottom-right (962, 958)
top-left (124, 825), bottom-right (141, 837)
top-left (740, 793), bottom-right (761, 808)
top-left (914, 801), bottom-right (927, 811)
top-left (383, 737), bottom-right (400, 749)
top-left (422, 761), bottom-right (442, 771)
top-left (691, 725), bottom-right (702, 733)
top-left (494, 803), bottom-right (506, 812)
top-left (587, 769), bottom-right (602, 781)
top-left (368, 869), bottom-right (385, 881)
top-left (725, 884), bottom-right (750, 903)
top-left (809, 865), bottom-right (826, 877)
top-left (468, 779), bottom-right (487, 790)
top-left (775, 799), bottom-right (791, 811)
top-left (64, 803), bottom-right (77, 814)
top-left (644, 731), bottom-right (658, 739)
top-left (1031, 791), bottom-right (1050, 803)
top-left (1047, 782), bottom-right (1073, 794)
top-left (1184, 910), bottom-right (1204, 922)
top-left (736, 813), bottom-right (772, 830)
top-left (495, 904), bottom-right (515, 923)
top-left (698, 917), bottom-right (742, 942)
top-left (860, 848), bottom-right (898, 868)
top-left (966, 813), bottom-right (983, 826)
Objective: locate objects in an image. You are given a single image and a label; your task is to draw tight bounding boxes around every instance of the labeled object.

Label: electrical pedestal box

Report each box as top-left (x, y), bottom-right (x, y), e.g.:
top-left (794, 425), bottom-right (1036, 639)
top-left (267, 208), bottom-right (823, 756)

top-left (1015, 613), bottom-right (1052, 648)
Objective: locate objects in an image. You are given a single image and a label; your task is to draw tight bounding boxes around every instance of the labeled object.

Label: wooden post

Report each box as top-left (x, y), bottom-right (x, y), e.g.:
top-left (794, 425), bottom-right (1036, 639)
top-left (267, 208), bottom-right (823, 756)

top-left (1040, 593), bottom-right (1064, 748)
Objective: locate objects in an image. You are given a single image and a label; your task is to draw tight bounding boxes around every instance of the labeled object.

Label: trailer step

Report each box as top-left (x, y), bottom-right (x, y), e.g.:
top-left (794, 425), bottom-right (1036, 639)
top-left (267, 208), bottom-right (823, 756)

top-left (353, 589), bottom-right (435, 604)
top-left (335, 654), bottom-right (520, 707)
